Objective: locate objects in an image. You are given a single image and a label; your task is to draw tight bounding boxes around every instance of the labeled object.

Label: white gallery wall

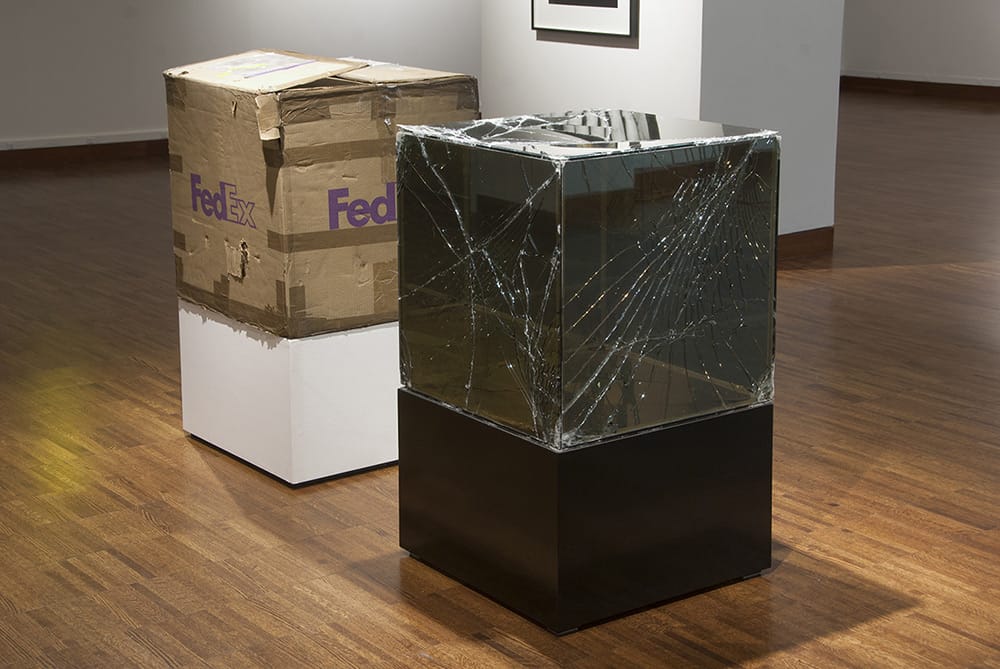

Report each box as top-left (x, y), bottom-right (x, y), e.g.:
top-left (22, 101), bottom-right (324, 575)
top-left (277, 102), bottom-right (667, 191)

top-left (479, 1), bottom-right (703, 119)
top-left (482, 0), bottom-right (844, 235)
top-left (842, 0), bottom-right (1000, 86)
top-left (701, 0), bottom-right (845, 235)
top-left (0, 0), bottom-right (482, 149)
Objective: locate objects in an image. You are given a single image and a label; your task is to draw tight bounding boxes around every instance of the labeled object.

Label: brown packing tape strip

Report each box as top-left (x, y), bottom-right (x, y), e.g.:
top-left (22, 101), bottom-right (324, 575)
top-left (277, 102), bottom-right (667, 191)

top-left (387, 77), bottom-right (480, 111)
top-left (404, 82), bottom-right (480, 112)
top-left (165, 77), bottom-right (187, 110)
top-left (274, 77), bottom-right (476, 124)
top-left (373, 88), bottom-right (398, 120)
top-left (276, 79), bottom-right (478, 126)
top-left (258, 137), bottom-right (283, 212)
top-left (278, 92), bottom-right (364, 125)
top-left (212, 275), bottom-right (230, 300)
top-left (281, 103), bottom-right (331, 125)
top-left (169, 153), bottom-right (183, 173)
top-left (289, 311), bottom-right (397, 338)
top-left (275, 280), bottom-right (287, 315)
top-left (281, 138), bottom-right (393, 166)
top-left (255, 94), bottom-right (281, 141)
top-left (381, 75), bottom-right (474, 92)
top-left (178, 279), bottom-right (397, 338)
top-left (289, 285), bottom-right (307, 317)
top-left (178, 280), bottom-right (289, 335)
top-left (263, 145), bottom-right (283, 168)
top-left (173, 230), bottom-right (186, 251)
top-left (267, 224), bottom-right (397, 253)
top-left (278, 81), bottom-right (375, 106)
top-left (382, 153), bottom-right (395, 185)
top-left (290, 310), bottom-right (398, 337)
top-left (277, 82), bottom-right (399, 127)
top-left (395, 94), bottom-right (463, 116)
top-left (457, 80), bottom-right (480, 111)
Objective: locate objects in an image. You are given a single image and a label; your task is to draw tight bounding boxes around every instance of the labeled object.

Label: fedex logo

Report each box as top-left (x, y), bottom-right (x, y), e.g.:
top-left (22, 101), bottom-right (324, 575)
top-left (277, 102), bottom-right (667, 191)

top-left (190, 174), bottom-right (256, 228)
top-left (329, 183), bottom-right (396, 230)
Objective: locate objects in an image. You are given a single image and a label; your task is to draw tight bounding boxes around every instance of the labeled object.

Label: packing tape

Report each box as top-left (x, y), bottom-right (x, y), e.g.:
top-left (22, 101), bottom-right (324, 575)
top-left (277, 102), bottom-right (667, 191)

top-left (179, 278), bottom-right (398, 338)
top-left (267, 225), bottom-right (397, 253)
top-left (178, 280), bottom-right (288, 334)
top-left (165, 77), bottom-right (187, 110)
top-left (281, 138), bottom-right (394, 166)
top-left (212, 275), bottom-right (230, 300)
top-left (275, 279), bottom-right (287, 315)
top-left (457, 80), bottom-right (480, 111)
top-left (383, 77), bottom-right (479, 112)
top-left (280, 95), bottom-right (365, 125)
top-left (382, 153), bottom-right (395, 184)
top-left (286, 310), bottom-right (398, 338)
top-left (262, 144), bottom-right (283, 168)
top-left (373, 88), bottom-right (399, 121)
top-left (288, 285), bottom-right (307, 317)
top-left (255, 94), bottom-right (281, 141)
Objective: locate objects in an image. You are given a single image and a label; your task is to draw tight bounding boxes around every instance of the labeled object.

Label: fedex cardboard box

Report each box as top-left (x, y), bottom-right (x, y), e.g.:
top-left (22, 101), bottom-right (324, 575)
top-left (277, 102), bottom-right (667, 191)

top-left (165, 50), bottom-right (479, 337)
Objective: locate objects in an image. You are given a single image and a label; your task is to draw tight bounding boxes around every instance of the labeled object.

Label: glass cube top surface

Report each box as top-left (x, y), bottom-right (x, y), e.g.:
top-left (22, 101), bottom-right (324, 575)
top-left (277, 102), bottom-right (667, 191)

top-left (397, 110), bottom-right (779, 451)
top-left (398, 109), bottom-right (775, 161)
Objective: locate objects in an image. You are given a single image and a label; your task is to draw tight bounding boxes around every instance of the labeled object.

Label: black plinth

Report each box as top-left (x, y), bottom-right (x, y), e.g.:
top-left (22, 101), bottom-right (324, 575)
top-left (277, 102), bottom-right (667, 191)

top-left (398, 388), bottom-right (773, 634)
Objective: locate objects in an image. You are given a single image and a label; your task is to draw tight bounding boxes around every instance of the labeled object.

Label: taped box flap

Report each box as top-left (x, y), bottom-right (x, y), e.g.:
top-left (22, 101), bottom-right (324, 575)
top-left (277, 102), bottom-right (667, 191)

top-left (255, 94), bottom-right (281, 140)
top-left (164, 50), bottom-right (362, 93)
top-left (336, 58), bottom-right (466, 84)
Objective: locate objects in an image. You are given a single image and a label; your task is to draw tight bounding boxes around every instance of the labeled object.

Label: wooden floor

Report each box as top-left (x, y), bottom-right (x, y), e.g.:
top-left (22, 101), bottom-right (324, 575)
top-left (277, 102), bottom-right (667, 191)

top-left (0, 90), bottom-right (997, 667)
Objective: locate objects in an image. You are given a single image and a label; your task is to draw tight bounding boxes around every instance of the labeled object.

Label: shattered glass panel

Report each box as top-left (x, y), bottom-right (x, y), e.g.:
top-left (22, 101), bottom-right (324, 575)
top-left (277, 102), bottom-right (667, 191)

top-left (396, 138), bottom-right (562, 440)
top-left (397, 110), bottom-right (779, 451)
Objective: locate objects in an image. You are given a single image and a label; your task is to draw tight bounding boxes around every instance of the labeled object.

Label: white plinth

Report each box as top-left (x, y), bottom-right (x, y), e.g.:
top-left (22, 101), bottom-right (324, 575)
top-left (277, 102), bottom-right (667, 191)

top-left (178, 299), bottom-right (399, 484)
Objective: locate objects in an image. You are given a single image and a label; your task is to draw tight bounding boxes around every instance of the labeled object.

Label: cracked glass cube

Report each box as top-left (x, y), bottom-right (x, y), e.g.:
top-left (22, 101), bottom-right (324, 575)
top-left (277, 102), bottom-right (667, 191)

top-left (397, 110), bottom-right (779, 450)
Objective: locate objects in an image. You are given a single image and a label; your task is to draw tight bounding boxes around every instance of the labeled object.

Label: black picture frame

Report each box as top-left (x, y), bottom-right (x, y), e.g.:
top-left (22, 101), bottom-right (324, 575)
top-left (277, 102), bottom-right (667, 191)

top-left (531, 0), bottom-right (636, 37)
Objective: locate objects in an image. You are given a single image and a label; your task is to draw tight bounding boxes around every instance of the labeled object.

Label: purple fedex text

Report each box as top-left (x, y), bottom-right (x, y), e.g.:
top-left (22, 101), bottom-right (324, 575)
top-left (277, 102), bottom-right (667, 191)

top-left (329, 183), bottom-right (396, 229)
top-left (190, 174), bottom-right (256, 228)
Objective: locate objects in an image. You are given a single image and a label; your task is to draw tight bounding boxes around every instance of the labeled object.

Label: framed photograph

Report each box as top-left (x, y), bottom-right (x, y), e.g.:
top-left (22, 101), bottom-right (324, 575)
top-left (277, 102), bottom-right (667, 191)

top-left (532, 0), bottom-right (635, 37)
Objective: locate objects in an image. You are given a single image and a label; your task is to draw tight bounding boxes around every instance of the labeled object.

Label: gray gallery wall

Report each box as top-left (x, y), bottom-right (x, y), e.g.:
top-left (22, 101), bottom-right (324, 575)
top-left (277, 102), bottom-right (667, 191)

top-left (0, 0), bottom-right (482, 149)
top-left (479, 0), bottom-right (703, 119)
top-left (842, 0), bottom-right (1000, 86)
top-left (3, 1), bottom-right (996, 236)
top-left (700, 0), bottom-right (845, 235)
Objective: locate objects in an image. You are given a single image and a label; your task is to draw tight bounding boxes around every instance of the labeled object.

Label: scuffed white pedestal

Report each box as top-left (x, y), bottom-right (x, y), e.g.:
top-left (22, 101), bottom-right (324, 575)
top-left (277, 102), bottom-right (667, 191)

top-left (178, 299), bottom-right (398, 484)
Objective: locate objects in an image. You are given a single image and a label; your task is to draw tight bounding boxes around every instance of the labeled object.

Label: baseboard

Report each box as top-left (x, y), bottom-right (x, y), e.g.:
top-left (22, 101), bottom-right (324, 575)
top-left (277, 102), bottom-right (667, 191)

top-left (0, 139), bottom-right (168, 169)
top-left (777, 226), bottom-right (833, 264)
top-left (840, 76), bottom-right (1000, 103)
top-left (0, 129), bottom-right (168, 151)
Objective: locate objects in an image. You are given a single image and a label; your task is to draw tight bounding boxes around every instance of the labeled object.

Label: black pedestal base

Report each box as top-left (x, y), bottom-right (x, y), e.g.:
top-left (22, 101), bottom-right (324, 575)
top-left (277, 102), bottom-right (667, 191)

top-left (398, 389), bottom-right (772, 634)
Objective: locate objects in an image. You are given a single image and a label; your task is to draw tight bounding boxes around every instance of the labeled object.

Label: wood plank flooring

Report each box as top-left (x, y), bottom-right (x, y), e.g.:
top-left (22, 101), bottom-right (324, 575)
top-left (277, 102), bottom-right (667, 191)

top-left (0, 90), bottom-right (997, 667)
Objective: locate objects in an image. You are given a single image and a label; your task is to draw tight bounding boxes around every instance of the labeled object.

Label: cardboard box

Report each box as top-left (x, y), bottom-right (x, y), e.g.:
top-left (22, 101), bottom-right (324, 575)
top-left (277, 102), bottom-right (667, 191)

top-left (179, 299), bottom-right (399, 484)
top-left (165, 50), bottom-right (479, 337)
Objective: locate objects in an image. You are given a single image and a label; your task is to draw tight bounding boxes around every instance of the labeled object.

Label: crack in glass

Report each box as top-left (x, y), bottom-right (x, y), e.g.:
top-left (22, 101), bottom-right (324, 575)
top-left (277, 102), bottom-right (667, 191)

top-left (397, 110), bottom-right (779, 451)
